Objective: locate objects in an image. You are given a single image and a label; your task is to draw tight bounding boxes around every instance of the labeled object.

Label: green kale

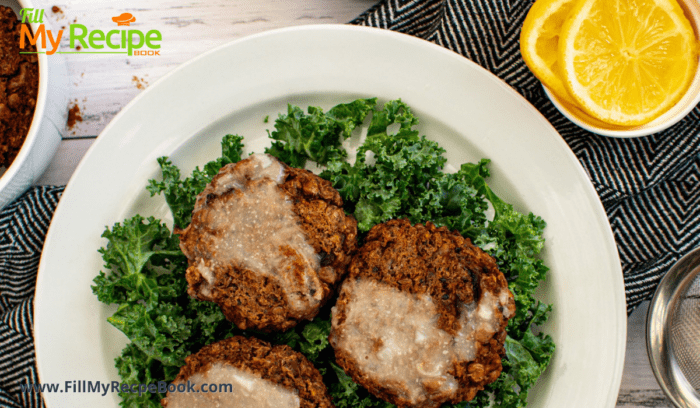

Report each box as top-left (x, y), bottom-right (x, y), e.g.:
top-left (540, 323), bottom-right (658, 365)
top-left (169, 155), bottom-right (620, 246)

top-left (184, 296), bottom-right (239, 349)
top-left (320, 100), bottom-right (450, 231)
top-left (95, 98), bottom-right (553, 408)
top-left (108, 301), bottom-right (191, 367)
top-left (147, 134), bottom-right (244, 228)
top-left (114, 343), bottom-right (172, 408)
top-left (299, 318), bottom-right (331, 363)
top-left (91, 215), bottom-right (185, 306)
top-left (329, 363), bottom-right (395, 408)
top-left (92, 216), bottom-right (240, 407)
top-left (92, 217), bottom-right (198, 365)
top-left (475, 333), bottom-right (554, 408)
top-left (265, 98), bottom-right (376, 168)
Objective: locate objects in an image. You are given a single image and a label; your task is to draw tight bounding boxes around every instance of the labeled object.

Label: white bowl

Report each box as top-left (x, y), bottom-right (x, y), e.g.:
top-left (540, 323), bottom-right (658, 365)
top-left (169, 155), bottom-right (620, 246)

top-left (0, 0), bottom-right (68, 208)
top-left (545, 0), bottom-right (700, 138)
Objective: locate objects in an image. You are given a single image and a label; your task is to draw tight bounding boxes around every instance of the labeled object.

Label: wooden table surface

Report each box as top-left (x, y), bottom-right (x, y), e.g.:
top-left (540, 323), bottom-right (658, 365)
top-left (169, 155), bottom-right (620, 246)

top-left (29, 1), bottom-right (673, 406)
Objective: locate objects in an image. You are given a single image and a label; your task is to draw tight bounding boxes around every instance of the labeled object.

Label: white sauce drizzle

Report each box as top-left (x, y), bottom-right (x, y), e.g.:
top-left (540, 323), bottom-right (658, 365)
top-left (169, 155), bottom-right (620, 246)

top-left (164, 363), bottom-right (300, 408)
top-left (191, 154), bottom-right (322, 313)
top-left (331, 278), bottom-right (512, 405)
top-left (196, 259), bottom-right (215, 298)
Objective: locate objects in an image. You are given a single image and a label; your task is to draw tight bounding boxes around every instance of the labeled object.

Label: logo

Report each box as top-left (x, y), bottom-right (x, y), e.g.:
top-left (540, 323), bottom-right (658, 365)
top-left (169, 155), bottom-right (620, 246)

top-left (18, 8), bottom-right (162, 56)
top-left (112, 13), bottom-right (135, 26)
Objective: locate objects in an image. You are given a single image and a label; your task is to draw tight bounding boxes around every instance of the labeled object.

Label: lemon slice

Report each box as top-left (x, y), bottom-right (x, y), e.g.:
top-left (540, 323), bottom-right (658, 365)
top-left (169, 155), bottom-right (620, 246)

top-left (559, 0), bottom-right (698, 126)
top-left (520, 0), bottom-right (579, 105)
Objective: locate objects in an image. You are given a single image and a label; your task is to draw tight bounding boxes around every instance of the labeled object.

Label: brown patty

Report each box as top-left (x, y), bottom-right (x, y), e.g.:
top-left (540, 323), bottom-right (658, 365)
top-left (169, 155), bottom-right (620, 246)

top-left (329, 219), bottom-right (515, 408)
top-left (179, 155), bottom-right (357, 331)
top-left (161, 336), bottom-right (334, 408)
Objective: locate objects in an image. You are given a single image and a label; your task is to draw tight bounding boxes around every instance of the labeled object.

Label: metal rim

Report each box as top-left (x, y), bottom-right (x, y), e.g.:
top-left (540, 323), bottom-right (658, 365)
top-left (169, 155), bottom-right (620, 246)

top-left (647, 246), bottom-right (700, 408)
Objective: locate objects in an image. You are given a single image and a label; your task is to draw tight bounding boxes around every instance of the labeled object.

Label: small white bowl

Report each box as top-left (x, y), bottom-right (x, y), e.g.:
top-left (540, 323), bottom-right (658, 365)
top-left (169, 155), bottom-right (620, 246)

top-left (545, 0), bottom-right (700, 138)
top-left (0, 0), bottom-right (68, 209)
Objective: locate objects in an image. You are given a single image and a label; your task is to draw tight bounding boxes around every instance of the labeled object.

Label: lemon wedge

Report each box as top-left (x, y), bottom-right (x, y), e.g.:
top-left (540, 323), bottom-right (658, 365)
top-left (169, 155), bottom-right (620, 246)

top-left (558, 0), bottom-right (698, 126)
top-left (520, 0), bottom-right (579, 105)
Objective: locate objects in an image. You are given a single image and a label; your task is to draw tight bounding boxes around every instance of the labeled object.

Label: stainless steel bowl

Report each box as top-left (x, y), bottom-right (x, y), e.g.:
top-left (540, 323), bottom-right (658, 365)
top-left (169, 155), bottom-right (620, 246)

top-left (647, 247), bottom-right (700, 408)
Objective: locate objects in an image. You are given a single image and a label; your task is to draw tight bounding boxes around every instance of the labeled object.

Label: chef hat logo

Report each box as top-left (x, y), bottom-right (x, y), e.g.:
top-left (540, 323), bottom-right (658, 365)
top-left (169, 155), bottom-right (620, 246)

top-left (112, 13), bottom-right (136, 26)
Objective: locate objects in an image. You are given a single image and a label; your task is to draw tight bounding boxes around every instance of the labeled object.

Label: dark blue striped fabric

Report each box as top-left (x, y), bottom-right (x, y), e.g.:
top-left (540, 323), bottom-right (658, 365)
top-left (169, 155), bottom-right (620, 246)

top-left (352, 0), bottom-right (700, 315)
top-left (0, 186), bottom-right (63, 408)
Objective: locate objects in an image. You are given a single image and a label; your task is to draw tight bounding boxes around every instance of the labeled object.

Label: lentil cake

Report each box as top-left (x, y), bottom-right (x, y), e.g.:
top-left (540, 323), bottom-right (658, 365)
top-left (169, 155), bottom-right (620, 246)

top-left (161, 335), bottom-right (334, 408)
top-left (178, 153), bottom-right (357, 331)
top-left (329, 219), bottom-right (516, 408)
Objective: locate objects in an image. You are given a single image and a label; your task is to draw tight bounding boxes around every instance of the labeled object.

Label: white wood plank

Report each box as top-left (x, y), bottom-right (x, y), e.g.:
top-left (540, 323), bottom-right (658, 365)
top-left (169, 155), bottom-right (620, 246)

top-left (616, 301), bottom-right (672, 407)
top-left (31, 0), bottom-right (376, 138)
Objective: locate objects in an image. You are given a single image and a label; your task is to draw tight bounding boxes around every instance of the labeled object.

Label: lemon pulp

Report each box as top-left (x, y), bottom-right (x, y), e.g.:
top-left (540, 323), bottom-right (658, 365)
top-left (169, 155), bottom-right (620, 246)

top-left (558, 0), bottom-right (698, 126)
top-left (520, 0), bottom-right (579, 104)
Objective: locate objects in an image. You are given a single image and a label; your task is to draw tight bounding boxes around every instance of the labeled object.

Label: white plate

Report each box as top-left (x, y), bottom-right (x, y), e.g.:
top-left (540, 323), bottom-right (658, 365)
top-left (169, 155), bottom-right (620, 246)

top-left (35, 25), bottom-right (626, 408)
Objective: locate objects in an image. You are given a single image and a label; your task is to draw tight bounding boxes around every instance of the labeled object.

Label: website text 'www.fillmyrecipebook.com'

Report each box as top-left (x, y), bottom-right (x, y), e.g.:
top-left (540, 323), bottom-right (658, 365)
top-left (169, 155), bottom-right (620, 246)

top-left (20, 381), bottom-right (233, 396)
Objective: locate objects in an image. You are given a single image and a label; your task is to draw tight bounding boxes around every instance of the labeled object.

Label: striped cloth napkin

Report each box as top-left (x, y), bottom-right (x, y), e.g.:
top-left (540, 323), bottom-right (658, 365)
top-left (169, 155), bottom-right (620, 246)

top-left (3, 0), bottom-right (700, 406)
top-left (1, 186), bottom-right (63, 408)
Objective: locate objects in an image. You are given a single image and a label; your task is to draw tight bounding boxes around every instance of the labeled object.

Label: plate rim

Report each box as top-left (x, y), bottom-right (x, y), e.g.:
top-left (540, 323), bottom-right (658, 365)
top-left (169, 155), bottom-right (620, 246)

top-left (34, 24), bottom-right (626, 407)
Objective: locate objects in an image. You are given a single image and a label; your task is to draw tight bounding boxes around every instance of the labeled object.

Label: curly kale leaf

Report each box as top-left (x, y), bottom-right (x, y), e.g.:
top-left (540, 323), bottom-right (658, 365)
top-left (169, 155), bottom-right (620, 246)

top-left (91, 215), bottom-right (185, 306)
top-left (299, 318), bottom-right (331, 363)
top-left (329, 363), bottom-right (395, 408)
top-left (364, 99), bottom-right (419, 140)
top-left (146, 156), bottom-right (203, 229)
top-left (321, 100), bottom-right (450, 231)
top-left (114, 343), bottom-right (179, 408)
top-left (147, 134), bottom-right (244, 228)
top-left (184, 297), bottom-right (239, 349)
top-left (111, 298), bottom-right (237, 408)
top-left (113, 304), bottom-right (235, 407)
top-left (475, 332), bottom-right (554, 408)
top-left (93, 215), bottom-right (237, 373)
top-left (202, 133), bottom-right (245, 175)
top-left (257, 315), bottom-right (332, 375)
top-left (265, 98), bottom-right (376, 168)
top-left (108, 302), bottom-right (191, 367)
